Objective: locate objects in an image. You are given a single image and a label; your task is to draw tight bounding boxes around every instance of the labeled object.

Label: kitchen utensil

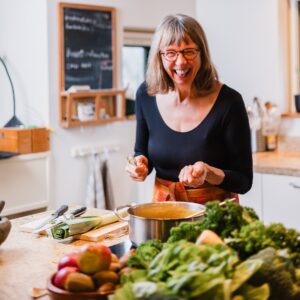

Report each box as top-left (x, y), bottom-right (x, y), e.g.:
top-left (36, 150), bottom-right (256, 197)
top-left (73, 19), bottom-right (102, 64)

top-left (114, 201), bottom-right (205, 246)
top-left (34, 206), bottom-right (87, 234)
top-left (34, 205), bottom-right (68, 233)
top-left (109, 239), bottom-right (133, 258)
top-left (47, 274), bottom-right (112, 300)
top-left (60, 206), bottom-right (87, 220)
top-left (185, 198), bottom-right (236, 218)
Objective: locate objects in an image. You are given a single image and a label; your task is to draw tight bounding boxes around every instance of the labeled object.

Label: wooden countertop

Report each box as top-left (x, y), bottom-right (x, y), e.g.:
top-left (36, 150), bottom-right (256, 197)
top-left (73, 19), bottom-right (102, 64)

top-left (253, 151), bottom-right (300, 177)
top-left (0, 211), bottom-right (128, 300)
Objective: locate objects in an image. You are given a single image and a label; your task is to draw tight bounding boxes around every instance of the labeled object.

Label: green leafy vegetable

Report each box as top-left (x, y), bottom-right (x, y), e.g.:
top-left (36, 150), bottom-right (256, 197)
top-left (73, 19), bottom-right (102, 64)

top-left (227, 221), bottom-right (300, 267)
top-left (247, 247), bottom-right (300, 300)
top-left (128, 240), bottom-right (163, 269)
top-left (111, 242), bottom-right (263, 300)
top-left (168, 200), bottom-right (259, 244)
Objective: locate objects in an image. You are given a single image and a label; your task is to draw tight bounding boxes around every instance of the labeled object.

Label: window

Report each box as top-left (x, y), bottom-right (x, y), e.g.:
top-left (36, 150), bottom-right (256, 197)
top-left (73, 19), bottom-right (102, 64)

top-left (122, 46), bottom-right (150, 100)
top-left (122, 28), bottom-right (153, 115)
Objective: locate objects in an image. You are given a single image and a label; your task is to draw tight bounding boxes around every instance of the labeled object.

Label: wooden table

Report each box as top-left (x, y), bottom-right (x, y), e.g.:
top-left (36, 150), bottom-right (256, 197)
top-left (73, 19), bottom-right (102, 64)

top-left (0, 211), bottom-right (128, 300)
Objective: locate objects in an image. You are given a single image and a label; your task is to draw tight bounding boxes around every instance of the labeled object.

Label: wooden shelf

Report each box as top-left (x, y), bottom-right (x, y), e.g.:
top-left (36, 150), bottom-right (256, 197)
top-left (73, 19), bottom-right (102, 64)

top-left (59, 89), bottom-right (126, 128)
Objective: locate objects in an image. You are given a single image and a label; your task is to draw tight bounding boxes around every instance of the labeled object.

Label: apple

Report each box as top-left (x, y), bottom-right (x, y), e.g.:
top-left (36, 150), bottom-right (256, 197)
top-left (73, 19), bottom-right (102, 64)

top-left (57, 252), bottom-right (79, 270)
top-left (78, 243), bottom-right (112, 274)
top-left (53, 266), bottom-right (78, 288)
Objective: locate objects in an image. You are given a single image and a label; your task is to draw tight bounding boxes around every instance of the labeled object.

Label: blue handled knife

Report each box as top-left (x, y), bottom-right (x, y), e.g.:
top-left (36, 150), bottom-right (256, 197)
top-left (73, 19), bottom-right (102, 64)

top-left (34, 205), bottom-right (68, 233)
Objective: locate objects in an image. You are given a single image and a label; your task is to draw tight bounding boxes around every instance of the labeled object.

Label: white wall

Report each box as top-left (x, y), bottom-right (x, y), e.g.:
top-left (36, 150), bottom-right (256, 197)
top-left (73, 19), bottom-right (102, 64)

top-left (195, 0), bottom-right (300, 137)
top-left (196, 0), bottom-right (287, 111)
top-left (0, 0), bottom-right (196, 210)
top-left (0, 0), bottom-right (49, 126)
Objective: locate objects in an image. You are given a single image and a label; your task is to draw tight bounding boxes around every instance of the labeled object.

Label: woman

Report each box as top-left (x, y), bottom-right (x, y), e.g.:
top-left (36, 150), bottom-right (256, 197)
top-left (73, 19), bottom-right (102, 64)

top-left (126, 14), bottom-right (252, 204)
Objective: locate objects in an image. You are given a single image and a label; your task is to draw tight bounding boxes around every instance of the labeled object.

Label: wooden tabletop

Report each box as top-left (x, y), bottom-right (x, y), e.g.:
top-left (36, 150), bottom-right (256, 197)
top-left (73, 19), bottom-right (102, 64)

top-left (0, 211), bottom-right (128, 300)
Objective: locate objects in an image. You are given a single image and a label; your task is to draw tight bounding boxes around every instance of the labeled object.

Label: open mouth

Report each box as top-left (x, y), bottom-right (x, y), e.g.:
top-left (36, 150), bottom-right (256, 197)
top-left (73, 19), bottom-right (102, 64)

top-left (174, 69), bottom-right (190, 77)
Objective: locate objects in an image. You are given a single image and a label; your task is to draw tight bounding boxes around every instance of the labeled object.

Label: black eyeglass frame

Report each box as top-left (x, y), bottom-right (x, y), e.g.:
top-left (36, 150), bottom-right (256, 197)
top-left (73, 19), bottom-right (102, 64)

top-left (160, 48), bottom-right (200, 62)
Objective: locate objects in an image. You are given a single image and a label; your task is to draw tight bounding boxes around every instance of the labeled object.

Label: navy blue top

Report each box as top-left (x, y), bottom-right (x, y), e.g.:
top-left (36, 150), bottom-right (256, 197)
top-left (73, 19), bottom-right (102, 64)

top-left (134, 82), bottom-right (253, 194)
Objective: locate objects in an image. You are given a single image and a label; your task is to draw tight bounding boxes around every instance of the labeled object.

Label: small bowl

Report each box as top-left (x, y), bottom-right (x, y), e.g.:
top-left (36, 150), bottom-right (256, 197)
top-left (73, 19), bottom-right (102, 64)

top-left (47, 274), bottom-right (113, 300)
top-left (0, 216), bottom-right (11, 246)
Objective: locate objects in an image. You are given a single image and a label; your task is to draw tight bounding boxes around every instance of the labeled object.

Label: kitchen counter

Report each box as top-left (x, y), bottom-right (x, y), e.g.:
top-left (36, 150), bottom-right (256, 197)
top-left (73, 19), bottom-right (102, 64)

top-left (0, 211), bottom-right (128, 300)
top-left (253, 151), bottom-right (300, 177)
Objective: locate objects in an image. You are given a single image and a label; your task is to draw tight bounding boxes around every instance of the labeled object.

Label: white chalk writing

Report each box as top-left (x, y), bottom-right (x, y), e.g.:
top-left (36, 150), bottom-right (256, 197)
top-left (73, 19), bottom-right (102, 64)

top-left (66, 48), bottom-right (110, 59)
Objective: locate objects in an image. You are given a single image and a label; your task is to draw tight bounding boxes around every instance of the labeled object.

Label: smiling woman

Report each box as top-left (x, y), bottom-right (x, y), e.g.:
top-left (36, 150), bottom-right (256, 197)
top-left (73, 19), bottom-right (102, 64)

top-left (125, 14), bottom-right (253, 206)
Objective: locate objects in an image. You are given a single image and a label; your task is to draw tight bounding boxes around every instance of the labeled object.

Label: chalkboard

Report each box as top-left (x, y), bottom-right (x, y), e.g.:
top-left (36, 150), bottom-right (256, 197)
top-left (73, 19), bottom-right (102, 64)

top-left (58, 3), bottom-right (116, 91)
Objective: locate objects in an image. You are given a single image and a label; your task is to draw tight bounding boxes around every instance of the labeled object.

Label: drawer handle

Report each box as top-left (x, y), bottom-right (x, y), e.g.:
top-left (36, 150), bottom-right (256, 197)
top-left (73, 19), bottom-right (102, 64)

top-left (289, 182), bottom-right (300, 189)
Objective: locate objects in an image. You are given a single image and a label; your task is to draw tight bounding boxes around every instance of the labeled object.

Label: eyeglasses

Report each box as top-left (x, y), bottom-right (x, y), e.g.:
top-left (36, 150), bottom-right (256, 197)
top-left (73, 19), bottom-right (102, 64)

top-left (160, 48), bottom-right (200, 62)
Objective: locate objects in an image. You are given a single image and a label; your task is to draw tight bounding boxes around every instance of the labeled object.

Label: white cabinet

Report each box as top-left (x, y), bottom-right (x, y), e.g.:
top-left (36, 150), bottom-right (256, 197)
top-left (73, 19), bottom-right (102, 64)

top-left (0, 152), bottom-right (50, 216)
top-left (262, 174), bottom-right (300, 230)
top-left (239, 173), bottom-right (263, 219)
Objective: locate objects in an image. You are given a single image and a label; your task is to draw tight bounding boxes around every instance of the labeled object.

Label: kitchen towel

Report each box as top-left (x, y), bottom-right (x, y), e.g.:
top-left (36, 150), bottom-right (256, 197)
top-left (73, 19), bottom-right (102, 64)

top-left (85, 151), bottom-right (115, 210)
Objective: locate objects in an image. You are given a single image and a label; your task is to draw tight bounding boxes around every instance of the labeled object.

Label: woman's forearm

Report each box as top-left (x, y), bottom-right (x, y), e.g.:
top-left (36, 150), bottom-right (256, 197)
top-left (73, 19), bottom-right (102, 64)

top-left (204, 163), bottom-right (225, 185)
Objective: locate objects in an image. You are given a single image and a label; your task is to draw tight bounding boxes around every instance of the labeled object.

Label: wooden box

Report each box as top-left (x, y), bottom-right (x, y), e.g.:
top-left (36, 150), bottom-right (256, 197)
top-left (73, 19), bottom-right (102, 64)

top-left (0, 128), bottom-right (50, 154)
top-left (31, 128), bottom-right (50, 153)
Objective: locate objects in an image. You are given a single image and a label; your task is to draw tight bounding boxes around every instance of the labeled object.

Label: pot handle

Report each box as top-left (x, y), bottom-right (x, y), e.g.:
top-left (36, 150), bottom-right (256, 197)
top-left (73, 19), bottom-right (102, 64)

top-left (113, 204), bottom-right (131, 222)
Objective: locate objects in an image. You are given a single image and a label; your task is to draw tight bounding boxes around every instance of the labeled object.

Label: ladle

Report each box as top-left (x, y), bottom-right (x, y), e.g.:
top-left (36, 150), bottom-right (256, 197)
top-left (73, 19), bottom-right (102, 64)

top-left (186, 198), bottom-right (236, 218)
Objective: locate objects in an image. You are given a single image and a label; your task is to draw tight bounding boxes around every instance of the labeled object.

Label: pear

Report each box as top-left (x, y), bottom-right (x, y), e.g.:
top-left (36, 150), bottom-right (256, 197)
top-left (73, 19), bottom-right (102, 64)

top-left (64, 272), bottom-right (95, 292)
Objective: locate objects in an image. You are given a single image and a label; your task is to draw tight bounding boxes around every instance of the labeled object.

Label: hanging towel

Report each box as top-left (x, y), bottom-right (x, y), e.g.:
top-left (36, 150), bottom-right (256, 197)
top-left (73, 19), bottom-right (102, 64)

top-left (85, 152), bottom-right (115, 209)
top-left (101, 157), bottom-right (115, 210)
top-left (85, 153), bottom-right (105, 209)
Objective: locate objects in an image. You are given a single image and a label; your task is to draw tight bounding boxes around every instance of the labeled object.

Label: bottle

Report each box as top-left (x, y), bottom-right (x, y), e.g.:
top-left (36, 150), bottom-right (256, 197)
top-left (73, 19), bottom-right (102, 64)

top-left (262, 101), bottom-right (281, 151)
top-left (247, 97), bottom-right (266, 152)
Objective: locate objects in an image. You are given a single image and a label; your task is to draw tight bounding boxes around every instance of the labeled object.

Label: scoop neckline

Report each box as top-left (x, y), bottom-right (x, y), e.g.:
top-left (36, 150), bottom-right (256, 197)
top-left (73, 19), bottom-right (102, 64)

top-left (154, 84), bottom-right (225, 134)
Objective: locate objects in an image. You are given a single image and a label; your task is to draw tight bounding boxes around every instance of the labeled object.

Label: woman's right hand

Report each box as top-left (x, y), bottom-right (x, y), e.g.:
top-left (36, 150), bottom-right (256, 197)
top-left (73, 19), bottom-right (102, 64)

top-left (125, 155), bottom-right (148, 182)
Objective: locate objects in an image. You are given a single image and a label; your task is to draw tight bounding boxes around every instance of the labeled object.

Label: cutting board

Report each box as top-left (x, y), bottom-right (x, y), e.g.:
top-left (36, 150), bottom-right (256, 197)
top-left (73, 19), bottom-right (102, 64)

top-left (19, 215), bottom-right (54, 233)
top-left (78, 221), bottom-right (128, 242)
top-left (19, 209), bottom-right (129, 242)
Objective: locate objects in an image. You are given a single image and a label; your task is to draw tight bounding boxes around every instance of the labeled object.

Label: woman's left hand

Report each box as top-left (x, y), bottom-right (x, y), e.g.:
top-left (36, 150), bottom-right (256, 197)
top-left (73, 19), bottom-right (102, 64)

top-left (178, 161), bottom-right (207, 188)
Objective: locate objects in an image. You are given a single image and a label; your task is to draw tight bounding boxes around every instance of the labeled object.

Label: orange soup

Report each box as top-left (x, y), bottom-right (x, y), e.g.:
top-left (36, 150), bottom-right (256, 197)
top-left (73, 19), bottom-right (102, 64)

top-left (133, 204), bottom-right (195, 219)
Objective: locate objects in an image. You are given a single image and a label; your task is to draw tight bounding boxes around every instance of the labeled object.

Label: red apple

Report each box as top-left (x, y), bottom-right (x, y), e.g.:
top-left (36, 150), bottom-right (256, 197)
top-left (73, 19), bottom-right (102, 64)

top-left (57, 252), bottom-right (79, 270)
top-left (53, 266), bottom-right (78, 289)
top-left (78, 243), bottom-right (112, 274)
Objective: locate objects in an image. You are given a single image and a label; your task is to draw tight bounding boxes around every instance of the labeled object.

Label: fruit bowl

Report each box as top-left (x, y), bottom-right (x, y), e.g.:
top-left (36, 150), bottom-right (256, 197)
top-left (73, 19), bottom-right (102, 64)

top-left (47, 274), bottom-right (113, 300)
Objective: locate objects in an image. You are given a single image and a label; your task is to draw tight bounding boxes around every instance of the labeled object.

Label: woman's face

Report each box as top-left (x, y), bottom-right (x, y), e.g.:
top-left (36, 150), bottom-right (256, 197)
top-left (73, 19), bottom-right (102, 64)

top-left (160, 37), bottom-right (200, 89)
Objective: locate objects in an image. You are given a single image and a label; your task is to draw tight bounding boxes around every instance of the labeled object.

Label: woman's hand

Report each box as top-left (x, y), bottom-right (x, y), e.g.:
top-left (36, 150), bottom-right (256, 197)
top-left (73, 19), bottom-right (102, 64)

top-left (125, 155), bottom-right (149, 182)
top-left (179, 161), bottom-right (225, 187)
top-left (179, 161), bottom-right (207, 188)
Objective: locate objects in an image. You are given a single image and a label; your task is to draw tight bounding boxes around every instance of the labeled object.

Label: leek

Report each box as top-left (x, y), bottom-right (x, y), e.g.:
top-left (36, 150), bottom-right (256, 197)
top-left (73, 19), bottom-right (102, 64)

top-left (49, 216), bottom-right (102, 239)
top-left (48, 210), bottom-right (128, 240)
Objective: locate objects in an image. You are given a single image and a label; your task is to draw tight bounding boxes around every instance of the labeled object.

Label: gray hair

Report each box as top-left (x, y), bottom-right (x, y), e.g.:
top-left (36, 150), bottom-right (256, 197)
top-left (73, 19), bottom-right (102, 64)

top-left (146, 14), bottom-right (218, 96)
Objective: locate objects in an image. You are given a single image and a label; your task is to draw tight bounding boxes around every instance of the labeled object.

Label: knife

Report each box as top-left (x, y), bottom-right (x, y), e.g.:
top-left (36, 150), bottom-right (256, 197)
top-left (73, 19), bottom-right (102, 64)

top-left (59, 206), bottom-right (87, 221)
top-left (33, 205), bottom-right (68, 233)
top-left (34, 206), bottom-right (86, 234)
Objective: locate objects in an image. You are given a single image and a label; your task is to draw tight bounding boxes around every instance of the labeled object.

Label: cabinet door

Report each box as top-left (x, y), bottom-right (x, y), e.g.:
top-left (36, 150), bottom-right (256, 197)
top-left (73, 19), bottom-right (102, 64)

top-left (262, 174), bottom-right (300, 230)
top-left (239, 173), bottom-right (263, 219)
top-left (0, 153), bottom-right (49, 216)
